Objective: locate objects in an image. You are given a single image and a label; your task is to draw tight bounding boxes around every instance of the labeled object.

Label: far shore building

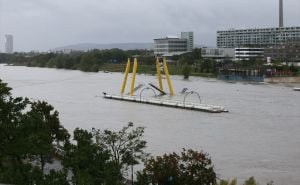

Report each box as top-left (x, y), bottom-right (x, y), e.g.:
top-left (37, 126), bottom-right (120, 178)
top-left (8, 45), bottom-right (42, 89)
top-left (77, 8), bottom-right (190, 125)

top-left (201, 48), bottom-right (235, 62)
top-left (201, 47), bottom-right (265, 62)
top-left (264, 39), bottom-right (300, 65)
top-left (181, 32), bottom-right (194, 52)
top-left (235, 47), bottom-right (264, 61)
top-left (216, 27), bottom-right (300, 62)
top-left (217, 27), bottom-right (300, 48)
top-left (5, 34), bottom-right (14, 54)
top-left (154, 32), bottom-right (194, 57)
top-left (215, 1), bottom-right (300, 63)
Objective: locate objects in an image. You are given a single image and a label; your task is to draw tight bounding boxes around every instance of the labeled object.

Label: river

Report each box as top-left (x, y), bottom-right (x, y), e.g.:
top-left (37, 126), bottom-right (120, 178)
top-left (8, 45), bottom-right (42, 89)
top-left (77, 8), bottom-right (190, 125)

top-left (0, 64), bottom-right (300, 185)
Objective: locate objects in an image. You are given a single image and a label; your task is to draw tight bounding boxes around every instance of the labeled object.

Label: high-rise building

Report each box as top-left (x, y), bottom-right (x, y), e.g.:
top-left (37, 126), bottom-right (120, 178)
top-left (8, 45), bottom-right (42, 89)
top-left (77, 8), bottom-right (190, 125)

top-left (154, 32), bottom-right (194, 56)
top-left (279, 0), bottom-right (284, 27)
top-left (181, 32), bottom-right (194, 51)
top-left (5, 34), bottom-right (14, 54)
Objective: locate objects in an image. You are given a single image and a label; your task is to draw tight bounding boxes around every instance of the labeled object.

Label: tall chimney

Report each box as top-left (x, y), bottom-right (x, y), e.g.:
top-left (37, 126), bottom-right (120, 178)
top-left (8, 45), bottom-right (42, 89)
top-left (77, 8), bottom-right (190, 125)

top-left (279, 0), bottom-right (283, 27)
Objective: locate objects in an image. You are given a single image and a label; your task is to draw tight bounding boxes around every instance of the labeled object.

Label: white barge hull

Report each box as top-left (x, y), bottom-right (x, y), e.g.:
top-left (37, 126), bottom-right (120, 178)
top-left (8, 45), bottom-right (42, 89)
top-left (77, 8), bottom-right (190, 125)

top-left (103, 93), bottom-right (228, 113)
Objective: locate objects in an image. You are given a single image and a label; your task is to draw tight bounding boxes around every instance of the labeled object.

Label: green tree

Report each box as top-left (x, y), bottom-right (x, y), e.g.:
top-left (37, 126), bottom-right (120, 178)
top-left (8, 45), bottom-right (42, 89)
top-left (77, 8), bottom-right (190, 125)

top-left (216, 177), bottom-right (274, 185)
top-left (63, 128), bottom-right (112, 185)
top-left (0, 79), bottom-right (12, 98)
top-left (78, 53), bottom-right (98, 72)
top-left (0, 79), bottom-right (31, 184)
top-left (93, 122), bottom-right (148, 182)
top-left (182, 64), bottom-right (191, 79)
top-left (218, 179), bottom-right (237, 185)
top-left (0, 53), bottom-right (13, 63)
top-left (22, 101), bottom-right (70, 173)
top-left (40, 170), bottom-right (70, 185)
top-left (243, 177), bottom-right (257, 185)
top-left (0, 79), bottom-right (70, 184)
top-left (192, 48), bottom-right (202, 60)
top-left (136, 148), bottom-right (216, 185)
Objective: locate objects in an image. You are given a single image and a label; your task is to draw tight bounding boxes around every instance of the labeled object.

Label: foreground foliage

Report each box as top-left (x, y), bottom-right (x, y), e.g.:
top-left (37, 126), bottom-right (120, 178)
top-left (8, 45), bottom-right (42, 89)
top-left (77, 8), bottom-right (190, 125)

top-left (0, 79), bottom-right (70, 184)
top-left (136, 148), bottom-right (216, 185)
top-left (0, 79), bottom-right (149, 184)
top-left (93, 122), bottom-right (148, 175)
top-left (217, 177), bottom-right (274, 185)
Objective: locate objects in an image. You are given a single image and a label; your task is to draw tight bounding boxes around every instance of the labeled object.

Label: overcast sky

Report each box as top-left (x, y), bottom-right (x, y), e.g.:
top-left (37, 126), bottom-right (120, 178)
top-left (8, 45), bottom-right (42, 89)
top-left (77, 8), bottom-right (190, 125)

top-left (0, 0), bottom-right (299, 52)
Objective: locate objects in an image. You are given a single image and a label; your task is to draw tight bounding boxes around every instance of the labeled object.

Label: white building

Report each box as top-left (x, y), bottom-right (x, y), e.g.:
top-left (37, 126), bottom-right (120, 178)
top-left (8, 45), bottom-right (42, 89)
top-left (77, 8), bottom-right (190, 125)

top-left (235, 47), bottom-right (264, 61)
top-left (217, 27), bottom-right (300, 48)
top-left (5, 34), bottom-right (13, 54)
top-left (201, 48), bottom-right (235, 61)
top-left (154, 32), bottom-right (194, 56)
top-left (181, 32), bottom-right (194, 51)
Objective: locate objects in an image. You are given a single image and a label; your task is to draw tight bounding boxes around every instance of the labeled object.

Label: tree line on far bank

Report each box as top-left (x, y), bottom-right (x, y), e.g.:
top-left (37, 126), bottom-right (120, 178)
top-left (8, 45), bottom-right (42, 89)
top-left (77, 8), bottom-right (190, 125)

top-left (1, 48), bottom-right (298, 79)
top-left (0, 49), bottom-right (219, 77)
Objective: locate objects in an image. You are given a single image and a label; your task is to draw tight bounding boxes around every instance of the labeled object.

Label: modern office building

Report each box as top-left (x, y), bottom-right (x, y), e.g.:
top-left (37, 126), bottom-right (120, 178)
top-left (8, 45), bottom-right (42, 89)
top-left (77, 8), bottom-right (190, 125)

top-left (201, 48), bottom-right (235, 61)
top-left (217, 27), bottom-right (300, 48)
top-left (235, 48), bottom-right (264, 61)
top-left (154, 32), bottom-right (194, 56)
top-left (201, 47), bottom-right (265, 62)
top-left (181, 32), bottom-right (194, 51)
top-left (5, 34), bottom-right (14, 54)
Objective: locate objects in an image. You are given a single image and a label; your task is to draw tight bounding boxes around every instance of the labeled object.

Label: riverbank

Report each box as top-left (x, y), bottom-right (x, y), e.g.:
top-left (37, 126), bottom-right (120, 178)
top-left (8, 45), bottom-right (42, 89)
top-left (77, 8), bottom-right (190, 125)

top-left (265, 76), bottom-right (300, 83)
top-left (3, 63), bottom-right (300, 84)
top-left (7, 62), bottom-right (217, 78)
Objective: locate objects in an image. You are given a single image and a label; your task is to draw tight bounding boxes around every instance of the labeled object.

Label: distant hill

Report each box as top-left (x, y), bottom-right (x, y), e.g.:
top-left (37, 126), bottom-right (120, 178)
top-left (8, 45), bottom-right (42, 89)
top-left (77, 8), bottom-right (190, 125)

top-left (52, 43), bottom-right (154, 52)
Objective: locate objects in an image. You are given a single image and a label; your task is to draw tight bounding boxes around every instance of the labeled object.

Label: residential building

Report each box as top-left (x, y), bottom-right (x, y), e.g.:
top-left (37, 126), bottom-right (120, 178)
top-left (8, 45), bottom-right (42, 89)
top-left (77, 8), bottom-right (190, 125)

top-left (5, 34), bottom-right (13, 54)
top-left (217, 27), bottom-right (300, 48)
top-left (154, 32), bottom-right (194, 56)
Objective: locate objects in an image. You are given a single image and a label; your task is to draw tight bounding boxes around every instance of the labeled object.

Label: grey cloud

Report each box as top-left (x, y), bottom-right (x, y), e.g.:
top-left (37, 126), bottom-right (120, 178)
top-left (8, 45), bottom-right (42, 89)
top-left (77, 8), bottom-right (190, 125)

top-left (0, 0), bottom-right (299, 51)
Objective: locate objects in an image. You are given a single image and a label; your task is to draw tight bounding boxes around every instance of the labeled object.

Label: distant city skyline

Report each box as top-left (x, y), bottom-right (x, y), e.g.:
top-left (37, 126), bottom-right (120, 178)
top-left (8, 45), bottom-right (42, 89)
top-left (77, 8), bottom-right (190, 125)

top-left (0, 0), bottom-right (299, 52)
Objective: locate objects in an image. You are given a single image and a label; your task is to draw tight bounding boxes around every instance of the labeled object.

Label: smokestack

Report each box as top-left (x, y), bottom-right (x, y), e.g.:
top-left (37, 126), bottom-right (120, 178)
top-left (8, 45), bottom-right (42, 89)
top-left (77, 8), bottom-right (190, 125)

top-left (279, 0), bottom-right (283, 27)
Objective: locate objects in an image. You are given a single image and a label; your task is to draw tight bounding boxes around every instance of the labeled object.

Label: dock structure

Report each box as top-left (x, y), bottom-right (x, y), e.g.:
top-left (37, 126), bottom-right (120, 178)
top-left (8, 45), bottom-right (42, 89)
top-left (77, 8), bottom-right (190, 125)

top-left (121, 57), bottom-right (174, 96)
top-left (114, 57), bottom-right (228, 113)
top-left (103, 93), bottom-right (228, 113)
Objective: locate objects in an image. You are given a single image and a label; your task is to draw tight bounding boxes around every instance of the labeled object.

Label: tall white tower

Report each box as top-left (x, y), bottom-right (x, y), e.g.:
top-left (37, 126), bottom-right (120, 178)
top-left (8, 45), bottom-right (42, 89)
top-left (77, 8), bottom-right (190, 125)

top-left (5, 34), bottom-right (13, 53)
top-left (279, 0), bottom-right (283, 27)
